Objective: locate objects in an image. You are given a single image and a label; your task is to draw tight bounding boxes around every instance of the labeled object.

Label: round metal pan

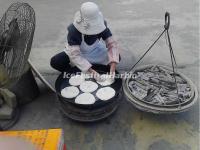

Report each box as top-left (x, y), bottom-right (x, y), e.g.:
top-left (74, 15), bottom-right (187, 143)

top-left (59, 92), bottom-right (122, 122)
top-left (55, 65), bottom-right (122, 110)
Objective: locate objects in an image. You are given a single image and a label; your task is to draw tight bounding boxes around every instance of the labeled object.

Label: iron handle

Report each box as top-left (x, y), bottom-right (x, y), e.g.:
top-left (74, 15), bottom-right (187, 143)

top-left (164, 12), bottom-right (170, 30)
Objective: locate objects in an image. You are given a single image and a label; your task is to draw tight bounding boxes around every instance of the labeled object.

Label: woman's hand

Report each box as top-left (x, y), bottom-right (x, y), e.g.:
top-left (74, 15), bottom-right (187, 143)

top-left (110, 62), bottom-right (116, 75)
top-left (110, 62), bottom-right (116, 80)
top-left (88, 68), bottom-right (103, 82)
top-left (88, 68), bottom-right (98, 75)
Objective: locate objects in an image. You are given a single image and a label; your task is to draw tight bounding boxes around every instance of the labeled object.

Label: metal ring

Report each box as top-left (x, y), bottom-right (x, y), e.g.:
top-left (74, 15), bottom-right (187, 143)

top-left (164, 12), bottom-right (170, 30)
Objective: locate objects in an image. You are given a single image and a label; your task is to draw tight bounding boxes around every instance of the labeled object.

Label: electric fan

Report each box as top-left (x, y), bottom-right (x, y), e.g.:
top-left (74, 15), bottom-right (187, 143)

top-left (0, 2), bottom-right (35, 85)
top-left (0, 2), bottom-right (37, 130)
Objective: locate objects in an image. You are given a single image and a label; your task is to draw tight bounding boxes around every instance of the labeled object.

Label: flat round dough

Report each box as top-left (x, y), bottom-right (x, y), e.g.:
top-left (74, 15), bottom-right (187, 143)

top-left (61, 86), bottom-right (79, 98)
top-left (69, 74), bottom-right (85, 86)
top-left (75, 93), bottom-right (96, 105)
top-left (81, 73), bottom-right (91, 79)
top-left (96, 87), bottom-right (116, 101)
top-left (97, 74), bottom-right (115, 86)
top-left (80, 81), bottom-right (98, 93)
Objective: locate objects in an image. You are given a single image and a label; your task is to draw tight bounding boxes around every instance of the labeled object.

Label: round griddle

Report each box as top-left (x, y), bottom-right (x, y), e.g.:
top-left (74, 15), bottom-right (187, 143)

top-left (55, 65), bottom-right (122, 110)
top-left (59, 92), bottom-right (122, 122)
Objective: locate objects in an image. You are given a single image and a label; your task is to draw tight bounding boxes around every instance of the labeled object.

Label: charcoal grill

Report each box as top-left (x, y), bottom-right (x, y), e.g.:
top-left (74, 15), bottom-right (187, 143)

top-left (121, 12), bottom-right (198, 114)
top-left (55, 65), bottom-right (122, 122)
top-left (123, 64), bottom-right (198, 114)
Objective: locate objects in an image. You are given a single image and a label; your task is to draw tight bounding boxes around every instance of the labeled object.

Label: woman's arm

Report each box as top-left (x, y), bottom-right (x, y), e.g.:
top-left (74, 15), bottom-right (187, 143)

top-left (65, 44), bottom-right (92, 72)
top-left (105, 36), bottom-right (120, 64)
top-left (65, 24), bottom-right (93, 72)
top-left (105, 36), bottom-right (120, 74)
top-left (65, 45), bottom-right (102, 81)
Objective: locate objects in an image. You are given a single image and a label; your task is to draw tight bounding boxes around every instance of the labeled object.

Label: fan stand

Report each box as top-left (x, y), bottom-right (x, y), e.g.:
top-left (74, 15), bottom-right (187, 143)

top-left (0, 64), bottom-right (39, 130)
top-left (8, 64), bottom-right (40, 105)
top-left (0, 64), bottom-right (9, 87)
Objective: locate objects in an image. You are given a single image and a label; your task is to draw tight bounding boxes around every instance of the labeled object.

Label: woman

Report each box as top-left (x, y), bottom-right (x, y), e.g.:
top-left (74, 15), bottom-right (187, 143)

top-left (50, 2), bottom-right (120, 80)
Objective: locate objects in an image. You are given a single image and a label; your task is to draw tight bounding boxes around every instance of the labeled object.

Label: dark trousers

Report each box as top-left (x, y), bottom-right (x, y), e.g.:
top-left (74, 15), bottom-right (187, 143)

top-left (50, 52), bottom-right (73, 72)
top-left (50, 52), bottom-right (111, 73)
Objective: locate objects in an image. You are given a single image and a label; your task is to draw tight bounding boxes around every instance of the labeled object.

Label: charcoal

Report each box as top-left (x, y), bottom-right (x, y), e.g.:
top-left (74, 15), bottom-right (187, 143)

top-left (143, 88), bottom-right (159, 102)
top-left (134, 80), bottom-right (150, 91)
top-left (151, 66), bottom-right (160, 72)
top-left (137, 72), bottom-right (149, 80)
top-left (175, 75), bottom-right (187, 83)
top-left (164, 97), bottom-right (180, 105)
top-left (128, 81), bottom-right (147, 99)
top-left (151, 95), bottom-right (164, 105)
top-left (149, 77), bottom-right (160, 84)
top-left (128, 65), bottom-right (192, 106)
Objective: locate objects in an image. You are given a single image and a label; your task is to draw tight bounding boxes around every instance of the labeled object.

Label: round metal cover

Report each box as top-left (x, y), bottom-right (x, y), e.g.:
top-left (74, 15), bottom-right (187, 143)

top-left (123, 64), bottom-right (198, 114)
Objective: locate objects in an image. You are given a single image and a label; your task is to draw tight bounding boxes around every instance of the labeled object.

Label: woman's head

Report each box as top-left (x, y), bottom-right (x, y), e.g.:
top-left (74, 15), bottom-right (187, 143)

top-left (73, 2), bottom-right (106, 35)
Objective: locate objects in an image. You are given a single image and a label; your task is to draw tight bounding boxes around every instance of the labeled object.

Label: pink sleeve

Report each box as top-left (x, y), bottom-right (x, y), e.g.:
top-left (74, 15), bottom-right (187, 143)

top-left (105, 36), bottom-right (120, 64)
top-left (64, 44), bottom-right (92, 72)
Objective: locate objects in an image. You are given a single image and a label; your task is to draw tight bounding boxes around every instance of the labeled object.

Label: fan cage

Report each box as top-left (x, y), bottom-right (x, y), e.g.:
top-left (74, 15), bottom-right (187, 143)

top-left (0, 2), bottom-right (35, 81)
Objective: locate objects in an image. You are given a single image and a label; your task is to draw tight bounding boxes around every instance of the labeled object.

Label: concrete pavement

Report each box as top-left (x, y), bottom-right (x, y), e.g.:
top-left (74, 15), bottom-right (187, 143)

top-left (0, 0), bottom-right (199, 149)
top-left (0, 0), bottom-right (198, 74)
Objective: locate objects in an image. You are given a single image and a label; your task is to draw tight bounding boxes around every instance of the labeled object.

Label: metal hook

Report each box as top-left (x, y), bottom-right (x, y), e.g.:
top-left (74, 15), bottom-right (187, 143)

top-left (164, 12), bottom-right (170, 30)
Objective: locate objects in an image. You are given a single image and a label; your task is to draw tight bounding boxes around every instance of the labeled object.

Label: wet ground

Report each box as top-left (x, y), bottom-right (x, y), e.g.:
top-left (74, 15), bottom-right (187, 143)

top-left (10, 75), bottom-right (199, 150)
top-left (0, 0), bottom-right (199, 149)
